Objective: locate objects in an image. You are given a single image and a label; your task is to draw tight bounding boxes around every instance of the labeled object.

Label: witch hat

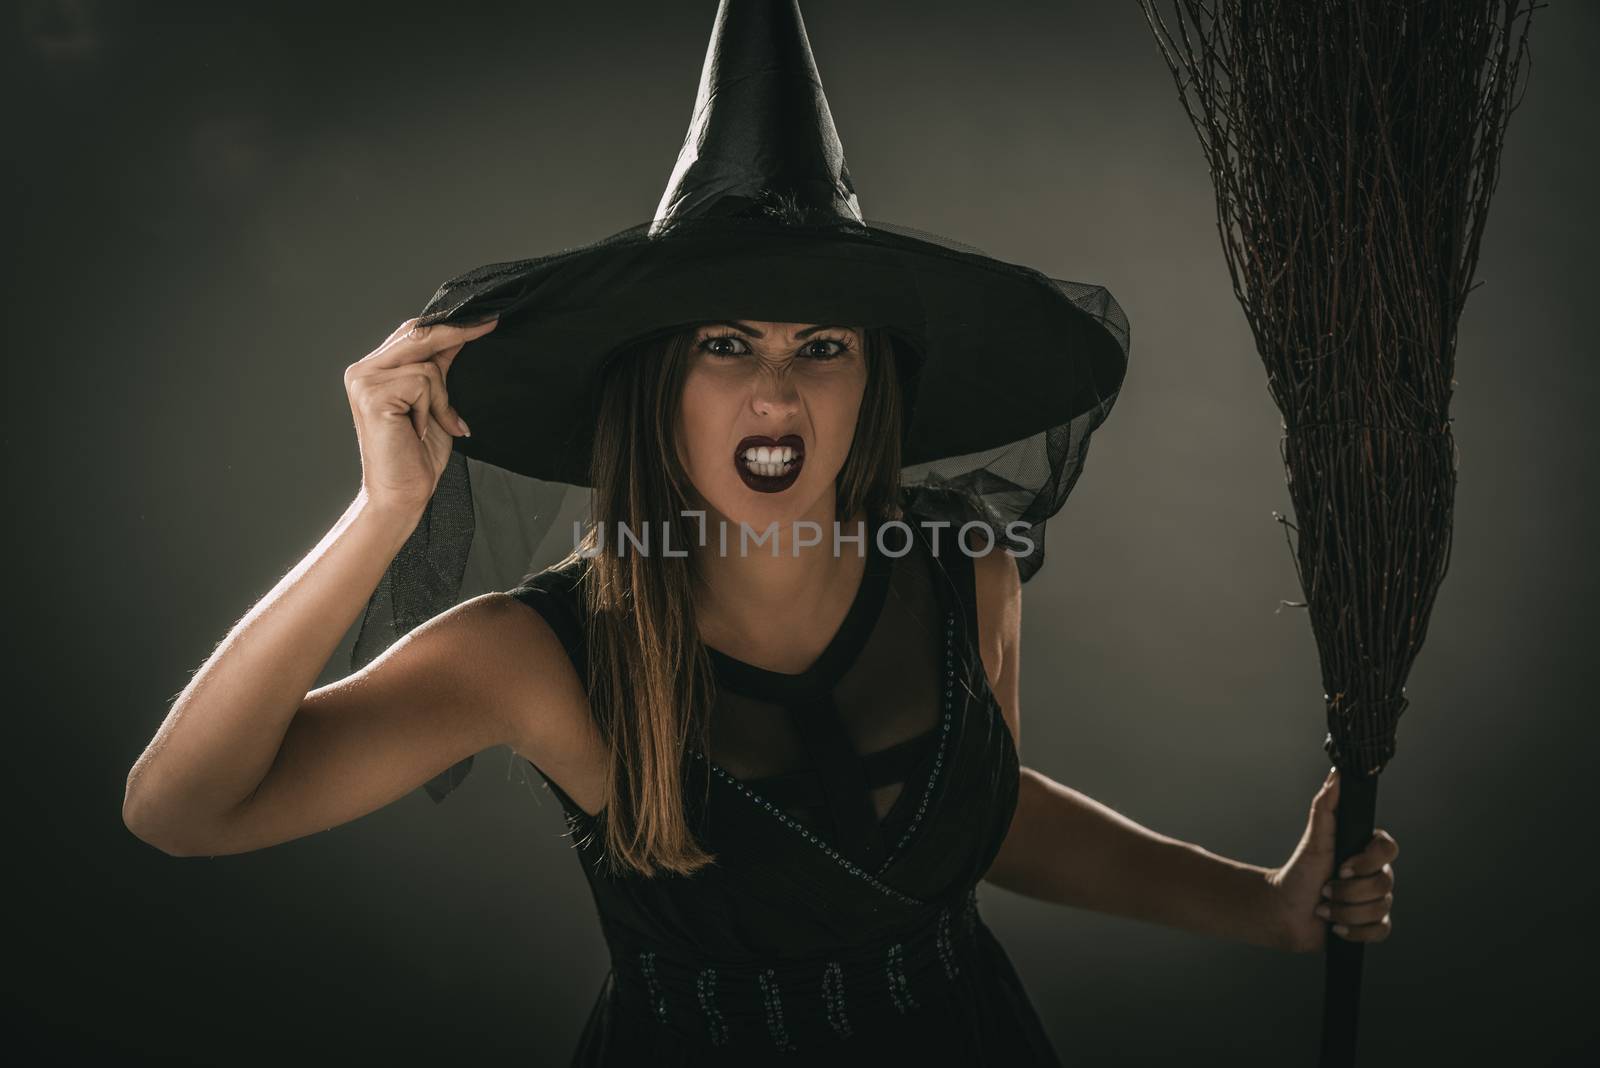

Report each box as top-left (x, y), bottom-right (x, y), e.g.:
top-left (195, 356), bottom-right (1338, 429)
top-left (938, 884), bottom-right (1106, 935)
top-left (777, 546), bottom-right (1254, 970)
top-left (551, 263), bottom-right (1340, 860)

top-left (649, 0), bottom-right (865, 231)
top-left (354, 0), bottom-right (1130, 684)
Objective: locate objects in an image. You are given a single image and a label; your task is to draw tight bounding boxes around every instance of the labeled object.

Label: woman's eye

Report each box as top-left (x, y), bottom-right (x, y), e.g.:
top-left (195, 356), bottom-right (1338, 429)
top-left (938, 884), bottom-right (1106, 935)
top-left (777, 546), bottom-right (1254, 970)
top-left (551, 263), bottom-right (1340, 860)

top-left (803, 338), bottom-right (848, 359)
top-left (699, 334), bottom-right (748, 357)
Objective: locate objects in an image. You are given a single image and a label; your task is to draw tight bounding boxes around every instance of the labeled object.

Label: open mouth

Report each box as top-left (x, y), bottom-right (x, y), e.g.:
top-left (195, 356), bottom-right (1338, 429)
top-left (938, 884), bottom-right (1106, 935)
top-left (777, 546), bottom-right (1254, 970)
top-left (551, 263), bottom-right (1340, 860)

top-left (734, 433), bottom-right (804, 491)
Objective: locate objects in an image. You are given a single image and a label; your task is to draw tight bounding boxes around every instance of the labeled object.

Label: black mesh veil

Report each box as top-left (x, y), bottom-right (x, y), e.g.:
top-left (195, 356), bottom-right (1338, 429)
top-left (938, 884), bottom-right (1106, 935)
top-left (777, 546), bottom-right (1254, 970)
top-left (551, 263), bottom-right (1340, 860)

top-left (348, 218), bottom-right (1129, 803)
top-left (349, 455), bottom-right (570, 674)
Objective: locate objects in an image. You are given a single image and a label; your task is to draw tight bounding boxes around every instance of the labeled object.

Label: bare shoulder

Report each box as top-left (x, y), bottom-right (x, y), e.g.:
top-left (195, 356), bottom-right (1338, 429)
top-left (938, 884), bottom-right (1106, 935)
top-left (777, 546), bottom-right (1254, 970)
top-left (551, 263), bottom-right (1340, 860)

top-left (970, 546), bottom-right (1022, 751)
top-left (383, 591), bottom-right (591, 753)
top-left (197, 590), bottom-right (604, 856)
top-left (473, 590), bottom-right (607, 817)
top-left (970, 547), bottom-right (1021, 684)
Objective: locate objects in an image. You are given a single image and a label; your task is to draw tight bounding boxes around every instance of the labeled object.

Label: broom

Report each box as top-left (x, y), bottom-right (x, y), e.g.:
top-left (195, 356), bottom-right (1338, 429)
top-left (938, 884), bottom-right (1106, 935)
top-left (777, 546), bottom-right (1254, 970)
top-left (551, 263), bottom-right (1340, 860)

top-left (1134, 1), bottom-right (1539, 1063)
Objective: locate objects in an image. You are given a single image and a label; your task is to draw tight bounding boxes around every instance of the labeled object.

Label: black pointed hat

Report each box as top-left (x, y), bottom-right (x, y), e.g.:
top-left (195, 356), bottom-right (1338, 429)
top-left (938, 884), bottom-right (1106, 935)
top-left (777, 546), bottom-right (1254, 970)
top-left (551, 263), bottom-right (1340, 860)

top-left (354, 0), bottom-right (1130, 691)
top-left (650, 0), bottom-right (864, 230)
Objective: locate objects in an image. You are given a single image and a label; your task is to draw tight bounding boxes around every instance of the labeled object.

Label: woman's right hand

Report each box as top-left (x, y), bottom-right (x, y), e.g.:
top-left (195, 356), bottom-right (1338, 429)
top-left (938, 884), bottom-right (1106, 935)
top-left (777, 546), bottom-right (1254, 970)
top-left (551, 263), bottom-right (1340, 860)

top-left (343, 315), bottom-right (499, 516)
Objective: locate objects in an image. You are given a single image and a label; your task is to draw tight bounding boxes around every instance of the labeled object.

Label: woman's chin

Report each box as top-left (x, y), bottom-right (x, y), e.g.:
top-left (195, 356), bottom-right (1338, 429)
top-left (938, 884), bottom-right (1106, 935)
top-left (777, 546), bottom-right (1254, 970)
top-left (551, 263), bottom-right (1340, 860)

top-left (703, 480), bottom-right (829, 550)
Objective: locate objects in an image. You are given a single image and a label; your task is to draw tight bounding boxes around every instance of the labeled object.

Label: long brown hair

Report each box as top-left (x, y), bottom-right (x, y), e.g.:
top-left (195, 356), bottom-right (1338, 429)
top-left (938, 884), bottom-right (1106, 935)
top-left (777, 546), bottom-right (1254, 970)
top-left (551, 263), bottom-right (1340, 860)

top-left (547, 322), bottom-right (911, 878)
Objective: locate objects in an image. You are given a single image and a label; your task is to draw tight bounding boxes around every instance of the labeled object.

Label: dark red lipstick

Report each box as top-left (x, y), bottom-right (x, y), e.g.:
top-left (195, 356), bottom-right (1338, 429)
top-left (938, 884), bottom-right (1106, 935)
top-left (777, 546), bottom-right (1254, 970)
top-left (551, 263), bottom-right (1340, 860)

top-left (734, 433), bottom-right (805, 493)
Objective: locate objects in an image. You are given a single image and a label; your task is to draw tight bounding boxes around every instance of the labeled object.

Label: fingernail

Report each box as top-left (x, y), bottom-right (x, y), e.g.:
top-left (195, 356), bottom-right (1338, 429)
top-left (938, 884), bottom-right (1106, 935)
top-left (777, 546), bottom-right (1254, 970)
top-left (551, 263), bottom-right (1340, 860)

top-left (1315, 904), bottom-right (1331, 919)
top-left (1332, 924), bottom-right (1349, 936)
top-left (1321, 883), bottom-right (1331, 898)
top-left (458, 417), bottom-right (471, 437)
top-left (1339, 865), bottom-right (1354, 878)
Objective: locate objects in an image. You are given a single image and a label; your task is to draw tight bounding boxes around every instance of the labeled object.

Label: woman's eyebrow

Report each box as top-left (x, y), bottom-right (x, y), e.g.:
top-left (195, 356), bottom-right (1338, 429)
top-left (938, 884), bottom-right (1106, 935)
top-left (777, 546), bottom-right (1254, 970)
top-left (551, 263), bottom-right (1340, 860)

top-left (703, 321), bottom-right (849, 339)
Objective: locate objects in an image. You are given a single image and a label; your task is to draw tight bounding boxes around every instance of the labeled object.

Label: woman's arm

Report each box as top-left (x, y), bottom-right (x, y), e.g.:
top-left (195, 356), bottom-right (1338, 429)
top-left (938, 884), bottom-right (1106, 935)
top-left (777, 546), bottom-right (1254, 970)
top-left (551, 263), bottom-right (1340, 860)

top-left (969, 547), bottom-right (1284, 951)
top-left (984, 768), bottom-right (1283, 949)
top-left (121, 488), bottom-right (582, 858)
top-left (123, 489), bottom-right (428, 852)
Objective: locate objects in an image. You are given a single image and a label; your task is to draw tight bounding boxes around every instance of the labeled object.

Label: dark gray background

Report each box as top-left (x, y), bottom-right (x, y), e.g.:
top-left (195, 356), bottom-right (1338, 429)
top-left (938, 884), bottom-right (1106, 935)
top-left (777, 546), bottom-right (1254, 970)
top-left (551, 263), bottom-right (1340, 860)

top-left (13, 0), bottom-right (1595, 1063)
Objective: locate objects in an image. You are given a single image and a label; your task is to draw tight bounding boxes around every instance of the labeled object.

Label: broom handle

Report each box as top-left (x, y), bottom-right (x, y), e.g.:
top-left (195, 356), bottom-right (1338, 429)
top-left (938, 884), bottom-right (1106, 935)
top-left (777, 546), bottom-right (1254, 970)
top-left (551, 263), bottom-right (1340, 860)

top-left (1318, 770), bottom-right (1379, 1067)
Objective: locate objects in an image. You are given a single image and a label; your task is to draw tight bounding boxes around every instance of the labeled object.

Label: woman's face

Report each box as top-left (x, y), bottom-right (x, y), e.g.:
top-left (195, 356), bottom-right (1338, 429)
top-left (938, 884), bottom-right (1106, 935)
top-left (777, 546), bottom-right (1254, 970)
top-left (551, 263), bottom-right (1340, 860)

top-left (676, 319), bottom-right (867, 534)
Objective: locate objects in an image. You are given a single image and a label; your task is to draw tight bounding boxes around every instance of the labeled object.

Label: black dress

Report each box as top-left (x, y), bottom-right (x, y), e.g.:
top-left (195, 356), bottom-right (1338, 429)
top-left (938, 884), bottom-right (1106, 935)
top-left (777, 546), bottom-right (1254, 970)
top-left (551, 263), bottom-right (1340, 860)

top-left (506, 503), bottom-right (1061, 1065)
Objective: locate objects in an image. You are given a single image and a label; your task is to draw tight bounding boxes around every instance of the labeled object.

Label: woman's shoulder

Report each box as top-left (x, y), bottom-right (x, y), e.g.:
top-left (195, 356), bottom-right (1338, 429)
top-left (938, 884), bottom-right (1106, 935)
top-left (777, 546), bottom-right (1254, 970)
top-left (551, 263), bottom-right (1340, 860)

top-left (468, 564), bottom-right (605, 817)
top-left (505, 555), bottom-right (592, 676)
top-left (895, 480), bottom-right (1017, 625)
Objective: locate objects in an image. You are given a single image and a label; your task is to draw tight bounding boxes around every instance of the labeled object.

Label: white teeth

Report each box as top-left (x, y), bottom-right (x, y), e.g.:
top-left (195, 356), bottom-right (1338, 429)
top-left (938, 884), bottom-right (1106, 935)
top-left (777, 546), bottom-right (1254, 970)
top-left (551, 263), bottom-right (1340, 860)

top-left (741, 445), bottom-right (797, 462)
top-left (738, 444), bottom-right (801, 478)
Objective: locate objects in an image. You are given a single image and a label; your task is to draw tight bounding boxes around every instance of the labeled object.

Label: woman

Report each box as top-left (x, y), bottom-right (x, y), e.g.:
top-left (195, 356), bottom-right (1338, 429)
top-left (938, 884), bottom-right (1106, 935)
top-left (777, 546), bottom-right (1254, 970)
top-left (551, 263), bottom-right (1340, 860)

top-left (122, 312), bottom-right (1397, 1064)
top-left (123, 2), bottom-right (1398, 1063)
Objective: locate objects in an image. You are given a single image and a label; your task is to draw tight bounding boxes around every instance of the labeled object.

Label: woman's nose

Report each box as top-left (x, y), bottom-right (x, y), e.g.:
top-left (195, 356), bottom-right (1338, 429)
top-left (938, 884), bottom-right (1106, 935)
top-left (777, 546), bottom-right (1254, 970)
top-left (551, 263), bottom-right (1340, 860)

top-left (750, 363), bottom-right (801, 415)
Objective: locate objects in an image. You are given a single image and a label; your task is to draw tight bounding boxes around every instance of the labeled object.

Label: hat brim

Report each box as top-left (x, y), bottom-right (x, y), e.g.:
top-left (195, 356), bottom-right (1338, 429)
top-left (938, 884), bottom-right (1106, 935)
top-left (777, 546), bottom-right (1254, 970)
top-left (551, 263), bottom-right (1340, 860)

top-left (416, 216), bottom-right (1128, 487)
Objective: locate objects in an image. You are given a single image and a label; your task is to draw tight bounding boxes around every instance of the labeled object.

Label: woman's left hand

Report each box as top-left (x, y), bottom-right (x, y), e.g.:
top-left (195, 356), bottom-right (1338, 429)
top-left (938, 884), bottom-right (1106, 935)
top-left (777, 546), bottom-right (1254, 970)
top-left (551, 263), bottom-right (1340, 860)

top-left (1267, 766), bottom-right (1398, 953)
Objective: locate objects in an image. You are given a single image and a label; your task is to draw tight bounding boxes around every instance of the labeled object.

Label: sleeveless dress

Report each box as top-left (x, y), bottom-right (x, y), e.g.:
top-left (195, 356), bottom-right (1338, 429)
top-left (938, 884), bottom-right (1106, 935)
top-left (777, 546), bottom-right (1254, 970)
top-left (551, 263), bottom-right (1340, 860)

top-left (506, 501), bottom-right (1061, 1065)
